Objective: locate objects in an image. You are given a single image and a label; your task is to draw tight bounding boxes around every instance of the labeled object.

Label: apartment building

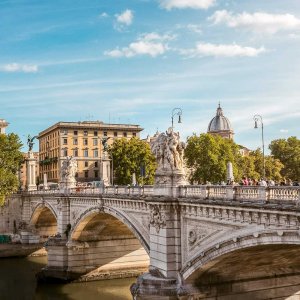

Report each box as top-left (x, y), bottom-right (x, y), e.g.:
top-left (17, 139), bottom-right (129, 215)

top-left (38, 121), bottom-right (143, 183)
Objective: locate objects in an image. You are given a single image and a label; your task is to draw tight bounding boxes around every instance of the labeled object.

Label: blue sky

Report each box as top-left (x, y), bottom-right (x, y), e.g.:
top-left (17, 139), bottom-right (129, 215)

top-left (1, 0), bottom-right (299, 152)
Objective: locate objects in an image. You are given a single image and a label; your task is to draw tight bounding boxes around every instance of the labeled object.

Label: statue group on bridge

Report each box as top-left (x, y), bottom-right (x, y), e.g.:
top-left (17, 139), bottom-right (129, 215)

top-left (151, 128), bottom-right (185, 172)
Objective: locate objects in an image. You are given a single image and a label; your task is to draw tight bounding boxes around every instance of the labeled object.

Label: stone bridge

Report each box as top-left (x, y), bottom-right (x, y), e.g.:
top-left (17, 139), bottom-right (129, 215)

top-left (8, 185), bottom-right (300, 299)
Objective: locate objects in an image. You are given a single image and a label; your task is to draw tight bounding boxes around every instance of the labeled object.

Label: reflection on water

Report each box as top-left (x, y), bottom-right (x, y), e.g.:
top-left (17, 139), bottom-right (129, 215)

top-left (0, 256), bottom-right (135, 300)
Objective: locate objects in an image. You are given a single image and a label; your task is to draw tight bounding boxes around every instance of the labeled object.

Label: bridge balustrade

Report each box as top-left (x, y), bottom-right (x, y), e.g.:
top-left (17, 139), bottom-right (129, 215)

top-left (179, 185), bottom-right (207, 199)
top-left (23, 185), bottom-right (300, 204)
top-left (207, 186), bottom-right (228, 200)
top-left (234, 186), bottom-right (260, 201)
top-left (142, 185), bottom-right (154, 196)
top-left (268, 186), bottom-right (300, 201)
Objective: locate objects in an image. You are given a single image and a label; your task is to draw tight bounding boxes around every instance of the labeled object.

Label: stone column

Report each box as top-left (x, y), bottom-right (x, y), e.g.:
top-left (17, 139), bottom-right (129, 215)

top-left (39, 196), bottom-right (71, 281)
top-left (100, 158), bottom-right (111, 186)
top-left (56, 197), bottom-right (70, 237)
top-left (26, 151), bottom-right (37, 191)
top-left (131, 201), bottom-right (184, 298)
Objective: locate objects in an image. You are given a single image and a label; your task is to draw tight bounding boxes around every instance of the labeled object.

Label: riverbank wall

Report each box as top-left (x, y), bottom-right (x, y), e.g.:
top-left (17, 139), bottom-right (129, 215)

top-left (0, 243), bottom-right (46, 258)
top-left (0, 194), bottom-right (23, 234)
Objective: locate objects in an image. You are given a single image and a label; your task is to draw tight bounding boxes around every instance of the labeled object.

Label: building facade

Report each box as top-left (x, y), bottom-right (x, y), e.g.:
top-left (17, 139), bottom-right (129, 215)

top-left (38, 121), bottom-right (143, 183)
top-left (207, 103), bottom-right (234, 139)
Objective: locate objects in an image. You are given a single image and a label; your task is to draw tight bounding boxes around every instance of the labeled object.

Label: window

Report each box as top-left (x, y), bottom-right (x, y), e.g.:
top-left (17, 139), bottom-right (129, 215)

top-left (133, 132), bottom-right (136, 137)
top-left (61, 129), bottom-right (68, 135)
top-left (84, 149), bottom-right (88, 157)
top-left (94, 131), bottom-right (98, 137)
top-left (123, 132), bottom-right (127, 137)
top-left (103, 131), bottom-right (107, 136)
top-left (114, 131), bottom-right (118, 137)
top-left (73, 149), bottom-right (78, 157)
top-left (75, 172), bottom-right (78, 178)
top-left (84, 171), bottom-right (89, 178)
top-left (73, 138), bottom-right (78, 145)
top-left (84, 161), bottom-right (88, 167)
top-left (84, 130), bottom-right (88, 136)
top-left (74, 130), bottom-right (78, 135)
top-left (94, 170), bottom-right (99, 178)
top-left (93, 150), bottom-right (99, 158)
top-left (83, 138), bottom-right (88, 146)
top-left (95, 161), bottom-right (98, 168)
top-left (93, 138), bottom-right (98, 146)
top-left (63, 138), bottom-right (68, 145)
top-left (62, 148), bottom-right (68, 156)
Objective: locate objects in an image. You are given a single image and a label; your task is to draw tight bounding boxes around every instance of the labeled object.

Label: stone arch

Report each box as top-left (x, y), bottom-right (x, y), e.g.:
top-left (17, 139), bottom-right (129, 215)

top-left (182, 228), bottom-right (300, 282)
top-left (30, 202), bottom-right (57, 225)
top-left (70, 206), bottom-right (149, 254)
top-left (29, 203), bottom-right (58, 241)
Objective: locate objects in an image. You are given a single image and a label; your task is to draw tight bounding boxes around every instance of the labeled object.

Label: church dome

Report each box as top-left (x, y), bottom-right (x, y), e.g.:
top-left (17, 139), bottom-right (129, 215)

top-left (207, 104), bottom-right (234, 139)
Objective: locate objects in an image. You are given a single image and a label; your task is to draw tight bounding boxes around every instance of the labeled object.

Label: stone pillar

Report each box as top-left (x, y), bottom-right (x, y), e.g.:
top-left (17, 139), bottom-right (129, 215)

top-left (26, 151), bottom-right (37, 191)
top-left (131, 128), bottom-right (187, 298)
top-left (132, 201), bottom-right (184, 298)
top-left (56, 197), bottom-right (70, 237)
top-left (38, 197), bottom-right (71, 281)
top-left (100, 158), bottom-right (111, 186)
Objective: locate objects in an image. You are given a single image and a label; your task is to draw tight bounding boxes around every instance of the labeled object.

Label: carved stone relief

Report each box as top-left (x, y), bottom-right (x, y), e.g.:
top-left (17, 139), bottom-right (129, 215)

top-left (150, 205), bottom-right (166, 233)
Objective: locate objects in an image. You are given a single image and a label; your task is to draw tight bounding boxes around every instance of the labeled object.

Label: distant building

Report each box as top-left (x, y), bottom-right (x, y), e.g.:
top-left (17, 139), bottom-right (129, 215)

top-left (38, 121), bottom-right (143, 183)
top-left (207, 103), bottom-right (234, 140)
top-left (238, 145), bottom-right (251, 157)
top-left (0, 119), bottom-right (9, 134)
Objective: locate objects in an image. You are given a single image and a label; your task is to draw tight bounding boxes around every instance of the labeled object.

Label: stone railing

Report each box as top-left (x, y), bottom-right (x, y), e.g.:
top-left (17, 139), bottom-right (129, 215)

top-left (23, 185), bottom-right (300, 203)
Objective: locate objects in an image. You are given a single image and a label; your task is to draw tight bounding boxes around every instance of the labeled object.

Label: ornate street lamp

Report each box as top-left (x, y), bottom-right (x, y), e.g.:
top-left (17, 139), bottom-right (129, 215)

top-left (171, 108), bottom-right (183, 129)
top-left (253, 114), bottom-right (265, 179)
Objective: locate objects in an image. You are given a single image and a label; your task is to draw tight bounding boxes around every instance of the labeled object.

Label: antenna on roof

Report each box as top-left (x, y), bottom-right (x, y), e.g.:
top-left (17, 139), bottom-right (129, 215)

top-left (85, 114), bottom-right (94, 121)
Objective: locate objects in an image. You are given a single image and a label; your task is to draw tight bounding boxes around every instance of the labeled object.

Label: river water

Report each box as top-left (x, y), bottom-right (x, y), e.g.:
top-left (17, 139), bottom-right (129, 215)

top-left (3, 256), bottom-right (300, 300)
top-left (0, 256), bottom-right (135, 300)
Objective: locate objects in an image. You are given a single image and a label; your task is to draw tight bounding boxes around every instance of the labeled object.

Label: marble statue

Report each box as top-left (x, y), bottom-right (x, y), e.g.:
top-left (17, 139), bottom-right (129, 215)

top-left (60, 156), bottom-right (77, 188)
top-left (150, 128), bottom-right (187, 187)
top-left (151, 128), bottom-right (185, 172)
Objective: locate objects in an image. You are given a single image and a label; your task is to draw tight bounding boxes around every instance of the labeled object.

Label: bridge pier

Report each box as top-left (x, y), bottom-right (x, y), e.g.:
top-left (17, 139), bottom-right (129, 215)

top-left (132, 197), bottom-right (186, 298)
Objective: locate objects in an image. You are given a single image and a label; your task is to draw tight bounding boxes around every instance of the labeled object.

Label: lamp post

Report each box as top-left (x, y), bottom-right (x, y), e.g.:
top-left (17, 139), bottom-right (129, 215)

top-left (171, 108), bottom-right (183, 130)
top-left (253, 114), bottom-right (265, 179)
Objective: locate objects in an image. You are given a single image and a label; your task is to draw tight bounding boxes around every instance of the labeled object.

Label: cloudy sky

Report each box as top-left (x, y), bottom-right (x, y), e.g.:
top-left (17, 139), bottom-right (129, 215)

top-left (1, 0), bottom-right (299, 151)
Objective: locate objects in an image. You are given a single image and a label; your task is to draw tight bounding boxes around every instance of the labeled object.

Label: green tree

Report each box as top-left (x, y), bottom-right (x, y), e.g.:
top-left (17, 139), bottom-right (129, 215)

top-left (184, 133), bottom-right (242, 184)
top-left (241, 149), bottom-right (283, 181)
top-left (269, 137), bottom-right (300, 180)
top-left (0, 133), bottom-right (23, 205)
top-left (108, 137), bottom-right (156, 185)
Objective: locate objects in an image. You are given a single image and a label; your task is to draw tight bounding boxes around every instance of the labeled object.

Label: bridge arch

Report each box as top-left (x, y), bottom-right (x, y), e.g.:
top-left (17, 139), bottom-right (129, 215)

top-left (182, 229), bottom-right (300, 284)
top-left (63, 205), bottom-right (150, 279)
top-left (29, 202), bottom-right (58, 242)
top-left (70, 205), bottom-right (149, 253)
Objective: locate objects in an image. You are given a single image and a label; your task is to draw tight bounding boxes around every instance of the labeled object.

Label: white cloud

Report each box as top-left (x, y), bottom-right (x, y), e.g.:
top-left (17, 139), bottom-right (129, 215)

top-left (159, 0), bottom-right (215, 10)
top-left (181, 42), bottom-right (266, 57)
top-left (209, 10), bottom-right (300, 34)
top-left (1, 63), bottom-right (38, 73)
top-left (104, 32), bottom-right (174, 58)
top-left (177, 24), bottom-right (202, 33)
top-left (186, 24), bottom-right (202, 33)
top-left (115, 9), bottom-right (133, 26)
top-left (280, 129), bottom-right (289, 133)
top-left (99, 12), bottom-right (109, 18)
